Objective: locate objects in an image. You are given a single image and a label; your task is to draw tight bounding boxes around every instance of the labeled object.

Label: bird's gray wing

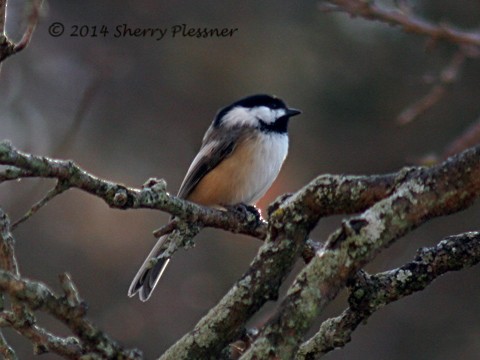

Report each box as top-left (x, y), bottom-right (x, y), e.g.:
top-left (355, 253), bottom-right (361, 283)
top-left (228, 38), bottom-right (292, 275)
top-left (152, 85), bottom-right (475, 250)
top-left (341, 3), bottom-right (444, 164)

top-left (177, 126), bottom-right (246, 199)
top-left (129, 127), bottom-right (247, 301)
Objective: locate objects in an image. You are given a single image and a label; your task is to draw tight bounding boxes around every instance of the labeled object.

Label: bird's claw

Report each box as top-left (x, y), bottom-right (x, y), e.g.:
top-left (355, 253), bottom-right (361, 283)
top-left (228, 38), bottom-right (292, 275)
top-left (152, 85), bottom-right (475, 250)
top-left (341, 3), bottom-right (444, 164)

top-left (227, 203), bottom-right (262, 224)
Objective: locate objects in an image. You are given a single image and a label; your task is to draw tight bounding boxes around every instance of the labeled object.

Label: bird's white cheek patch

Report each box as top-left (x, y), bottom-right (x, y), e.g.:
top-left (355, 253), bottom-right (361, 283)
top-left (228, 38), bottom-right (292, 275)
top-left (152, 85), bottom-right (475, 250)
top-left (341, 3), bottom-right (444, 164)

top-left (222, 107), bottom-right (256, 128)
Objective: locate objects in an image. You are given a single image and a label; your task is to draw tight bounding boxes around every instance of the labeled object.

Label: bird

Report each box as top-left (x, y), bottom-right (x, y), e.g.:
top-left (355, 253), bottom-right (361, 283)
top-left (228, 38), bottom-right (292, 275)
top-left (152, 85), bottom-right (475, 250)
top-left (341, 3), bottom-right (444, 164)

top-left (128, 94), bottom-right (301, 301)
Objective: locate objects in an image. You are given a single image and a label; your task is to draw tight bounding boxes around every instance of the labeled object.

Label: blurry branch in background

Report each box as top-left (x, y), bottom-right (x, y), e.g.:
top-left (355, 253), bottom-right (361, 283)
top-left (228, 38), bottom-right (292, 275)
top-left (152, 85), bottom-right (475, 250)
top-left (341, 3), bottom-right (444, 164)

top-left (442, 116), bottom-right (480, 159)
top-left (2, 140), bottom-right (480, 359)
top-left (396, 51), bottom-right (466, 125)
top-left (322, 0), bottom-right (480, 162)
top-left (418, 114), bottom-right (480, 166)
top-left (321, 0), bottom-right (480, 47)
top-left (0, 0), bottom-right (42, 64)
top-left (52, 76), bottom-right (103, 157)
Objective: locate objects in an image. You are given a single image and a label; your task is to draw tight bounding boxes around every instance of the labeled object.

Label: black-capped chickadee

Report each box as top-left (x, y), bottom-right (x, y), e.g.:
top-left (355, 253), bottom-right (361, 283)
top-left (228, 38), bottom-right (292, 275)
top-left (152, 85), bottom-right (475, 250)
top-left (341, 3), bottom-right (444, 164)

top-left (128, 94), bottom-right (301, 301)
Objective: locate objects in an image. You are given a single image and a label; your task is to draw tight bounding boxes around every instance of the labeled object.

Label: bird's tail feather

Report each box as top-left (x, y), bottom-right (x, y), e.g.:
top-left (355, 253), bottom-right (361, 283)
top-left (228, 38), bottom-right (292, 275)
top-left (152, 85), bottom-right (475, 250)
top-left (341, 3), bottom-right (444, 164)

top-left (128, 235), bottom-right (171, 301)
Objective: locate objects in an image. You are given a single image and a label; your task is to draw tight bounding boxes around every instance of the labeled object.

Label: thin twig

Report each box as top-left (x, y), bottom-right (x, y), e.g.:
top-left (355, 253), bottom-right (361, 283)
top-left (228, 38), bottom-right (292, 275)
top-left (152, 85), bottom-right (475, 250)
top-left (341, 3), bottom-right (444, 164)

top-left (12, 0), bottom-right (42, 53)
top-left (11, 180), bottom-right (70, 231)
top-left (0, 0), bottom-right (43, 63)
top-left (0, 0), bottom-right (6, 34)
top-left (323, 0), bottom-right (480, 47)
top-left (52, 76), bottom-right (103, 157)
top-left (0, 330), bottom-right (17, 360)
top-left (152, 219), bottom-right (180, 238)
top-left (397, 51), bottom-right (466, 125)
top-left (442, 115), bottom-right (480, 159)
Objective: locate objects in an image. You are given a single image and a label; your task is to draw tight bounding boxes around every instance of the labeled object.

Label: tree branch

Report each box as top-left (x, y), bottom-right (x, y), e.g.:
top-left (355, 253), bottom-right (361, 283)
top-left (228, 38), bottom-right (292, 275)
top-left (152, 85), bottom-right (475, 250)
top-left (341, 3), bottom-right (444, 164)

top-left (0, 207), bottom-right (143, 359)
top-left (0, 0), bottom-right (42, 63)
top-left (296, 231), bottom-right (480, 359)
top-left (443, 115), bottom-right (480, 159)
top-left (397, 51), bottom-right (466, 125)
top-left (0, 311), bottom-right (86, 359)
top-left (9, 267), bottom-right (141, 359)
top-left (323, 0), bottom-right (480, 48)
top-left (0, 208), bottom-right (19, 276)
top-left (240, 145), bottom-right (480, 359)
top-left (0, 141), bottom-right (267, 241)
top-left (3, 141), bottom-right (480, 359)
top-left (159, 173), bottom-right (402, 359)
top-left (11, 179), bottom-right (70, 230)
top-left (0, 329), bottom-right (16, 360)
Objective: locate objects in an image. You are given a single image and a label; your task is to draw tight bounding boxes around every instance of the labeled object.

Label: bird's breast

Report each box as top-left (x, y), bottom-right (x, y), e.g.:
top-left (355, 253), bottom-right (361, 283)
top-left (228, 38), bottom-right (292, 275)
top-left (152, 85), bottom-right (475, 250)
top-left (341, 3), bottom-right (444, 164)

top-left (187, 133), bottom-right (288, 206)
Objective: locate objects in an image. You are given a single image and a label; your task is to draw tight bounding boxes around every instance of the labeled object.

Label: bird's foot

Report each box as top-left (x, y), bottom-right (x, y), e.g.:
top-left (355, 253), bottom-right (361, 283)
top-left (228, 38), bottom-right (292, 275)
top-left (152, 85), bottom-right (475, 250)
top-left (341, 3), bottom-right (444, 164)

top-left (226, 203), bottom-right (262, 224)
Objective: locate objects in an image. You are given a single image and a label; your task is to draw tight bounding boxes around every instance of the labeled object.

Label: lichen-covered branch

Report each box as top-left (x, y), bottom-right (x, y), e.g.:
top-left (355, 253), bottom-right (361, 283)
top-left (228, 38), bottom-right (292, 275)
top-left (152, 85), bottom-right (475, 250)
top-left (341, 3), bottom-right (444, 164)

top-left (296, 231), bottom-right (480, 359)
top-left (0, 209), bottom-right (19, 276)
top-left (0, 269), bottom-right (143, 359)
top-left (3, 140), bottom-right (480, 359)
top-left (0, 208), bottom-right (143, 359)
top-left (0, 311), bottom-right (86, 359)
top-left (0, 141), bottom-right (266, 243)
top-left (0, 208), bottom-right (20, 359)
top-left (0, 329), bottom-right (16, 360)
top-left (159, 173), bottom-right (404, 359)
top-left (239, 145), bottom-right (480, 359)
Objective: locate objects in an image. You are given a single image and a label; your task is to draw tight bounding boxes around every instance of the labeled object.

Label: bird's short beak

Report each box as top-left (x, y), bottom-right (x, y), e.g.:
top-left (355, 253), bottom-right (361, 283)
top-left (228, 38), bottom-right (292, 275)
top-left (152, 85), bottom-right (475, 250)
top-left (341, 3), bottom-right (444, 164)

top-left (286, 108), bottom-right (301, 117)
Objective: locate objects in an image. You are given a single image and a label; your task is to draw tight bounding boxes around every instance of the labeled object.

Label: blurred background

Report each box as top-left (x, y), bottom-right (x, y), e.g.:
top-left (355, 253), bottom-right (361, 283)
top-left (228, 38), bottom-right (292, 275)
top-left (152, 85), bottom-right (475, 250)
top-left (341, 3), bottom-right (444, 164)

top-left (1, 0), bottom-right (480, 359)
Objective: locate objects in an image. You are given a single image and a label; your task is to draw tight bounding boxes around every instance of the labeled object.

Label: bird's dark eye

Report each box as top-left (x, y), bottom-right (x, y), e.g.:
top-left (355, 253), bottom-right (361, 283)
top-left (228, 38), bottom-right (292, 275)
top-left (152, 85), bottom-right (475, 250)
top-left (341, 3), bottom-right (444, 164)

top-left (269, 102), bottom-right (282, 110)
